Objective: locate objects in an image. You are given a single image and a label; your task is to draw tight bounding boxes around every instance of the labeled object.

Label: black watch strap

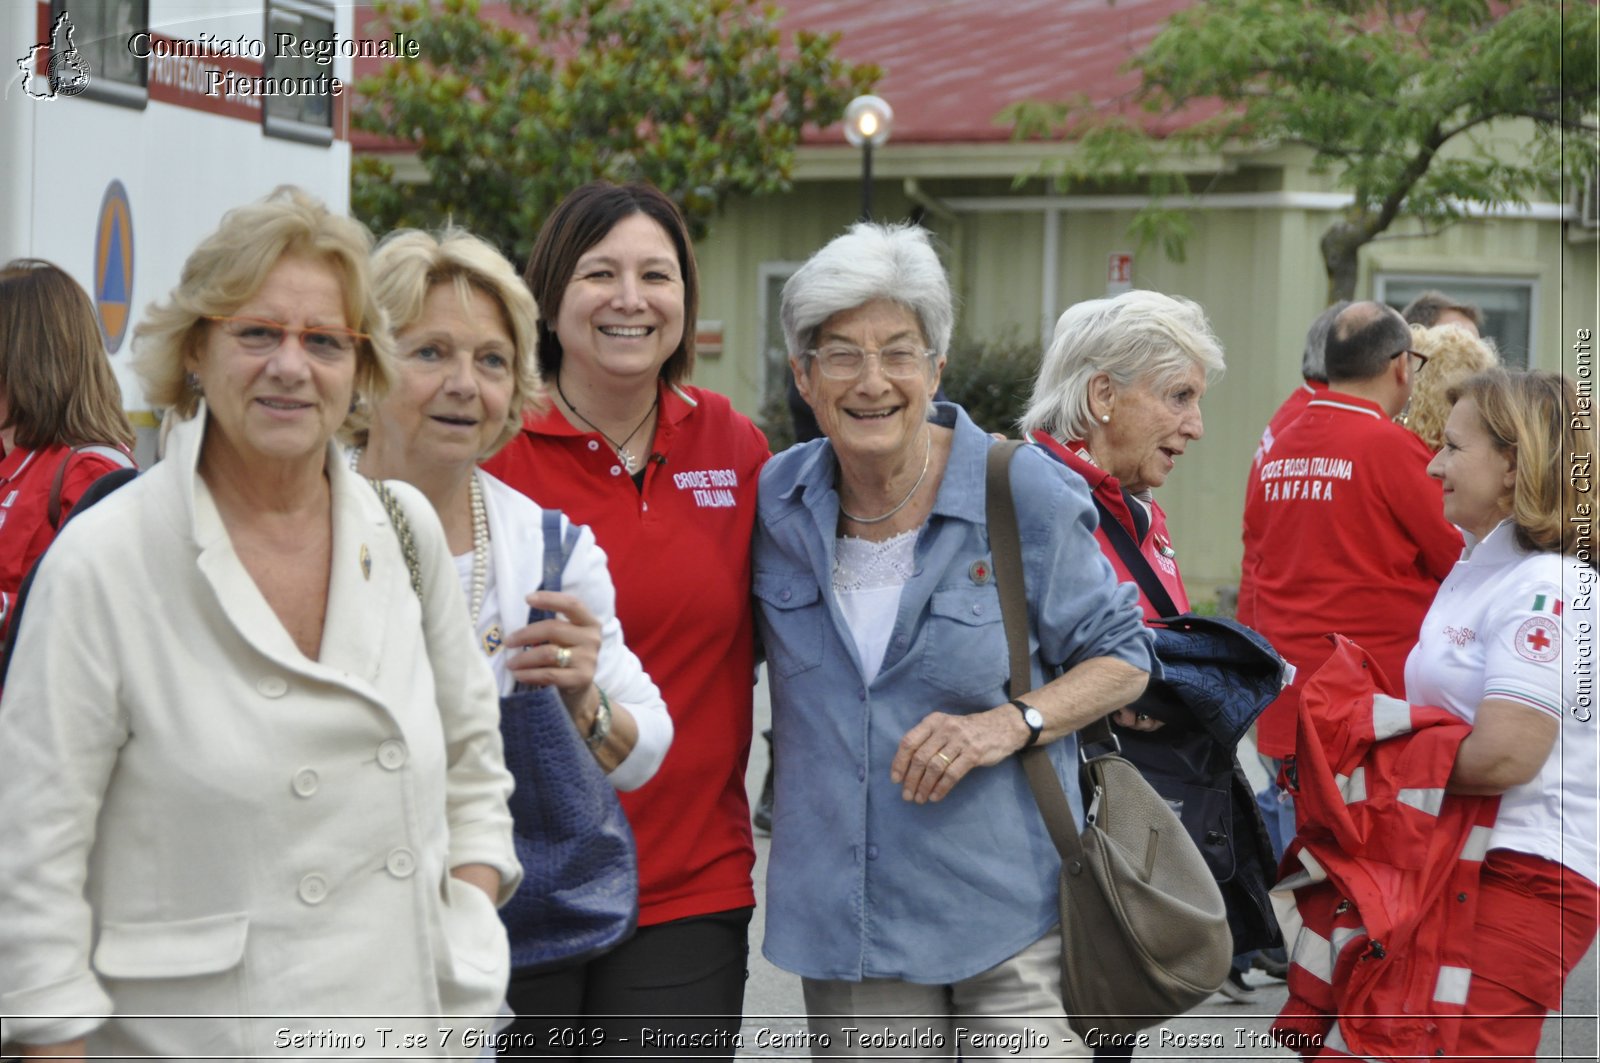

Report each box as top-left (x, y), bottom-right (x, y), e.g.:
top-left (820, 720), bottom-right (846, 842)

top-left (1010, 698), bottom-right (1043, 748)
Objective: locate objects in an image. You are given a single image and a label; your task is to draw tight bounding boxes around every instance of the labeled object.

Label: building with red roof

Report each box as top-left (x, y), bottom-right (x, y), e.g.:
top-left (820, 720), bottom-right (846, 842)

top-left (352, 0), bottom-right (1593, 594)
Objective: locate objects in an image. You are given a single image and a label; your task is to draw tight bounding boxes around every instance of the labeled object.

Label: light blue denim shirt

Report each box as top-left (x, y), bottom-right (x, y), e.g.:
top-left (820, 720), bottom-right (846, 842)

top-left (754, 402), bottom-right (1156, 984)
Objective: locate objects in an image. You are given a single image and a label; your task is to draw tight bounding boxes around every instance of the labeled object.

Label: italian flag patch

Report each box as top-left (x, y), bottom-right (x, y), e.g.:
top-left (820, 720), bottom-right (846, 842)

top-left (1532, 594), bottom-right (1563, 615)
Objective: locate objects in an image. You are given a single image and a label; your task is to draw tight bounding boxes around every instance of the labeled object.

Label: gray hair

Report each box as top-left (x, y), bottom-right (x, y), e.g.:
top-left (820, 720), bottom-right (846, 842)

top-left (781, 223), bottom-right (955, 361)
top-left (1020, 289), bottom-right (1225, 441)
top-left (1301, 300), bottom-right (1349, 383)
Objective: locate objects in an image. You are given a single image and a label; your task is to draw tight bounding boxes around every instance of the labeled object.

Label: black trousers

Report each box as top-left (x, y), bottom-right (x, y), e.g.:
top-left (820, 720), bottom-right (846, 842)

top-left (500, 906), bottom-right (752, 1060)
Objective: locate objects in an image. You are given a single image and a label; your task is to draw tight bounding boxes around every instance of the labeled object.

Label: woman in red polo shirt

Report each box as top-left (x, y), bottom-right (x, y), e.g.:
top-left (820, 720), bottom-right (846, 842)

top-left (485, 182), bottom-right (768, 1057)
top-left (0, 259), bottom-right (135, 643)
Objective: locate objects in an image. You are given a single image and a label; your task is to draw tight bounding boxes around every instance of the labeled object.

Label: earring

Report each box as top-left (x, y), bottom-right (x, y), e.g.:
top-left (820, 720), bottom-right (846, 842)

top-left (1099, 413), bottom-right (1111, 424)
top-left (185, 372), bottom-right (202, 393)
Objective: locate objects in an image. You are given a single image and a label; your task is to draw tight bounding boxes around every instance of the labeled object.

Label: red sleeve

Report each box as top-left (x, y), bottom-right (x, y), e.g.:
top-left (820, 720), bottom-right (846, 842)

top-left (742, 416), bottom-right (772, 473)
top-left (1237, 462), bottom-right (1265, 628)
top-left (1380, 433), bottom-right (1462, 581)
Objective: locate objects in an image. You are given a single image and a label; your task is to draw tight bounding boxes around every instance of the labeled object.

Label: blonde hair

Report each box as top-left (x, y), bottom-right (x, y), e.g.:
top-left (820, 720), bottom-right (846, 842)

top-left (133, 186), bottom-right (393, 419)
top-left (1402, 323), bottom-right (1499, 449)
top-left (0, 259), bottom-right (134, 450)
top-left (1448, 369), bottom-right (1594, 562)
top-left (358, 228), bottom-right (544, 458)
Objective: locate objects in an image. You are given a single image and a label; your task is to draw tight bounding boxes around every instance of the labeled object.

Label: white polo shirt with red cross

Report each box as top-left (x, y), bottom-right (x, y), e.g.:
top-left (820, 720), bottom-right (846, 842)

top-left (1404, 519), bottom-right (1598, 885)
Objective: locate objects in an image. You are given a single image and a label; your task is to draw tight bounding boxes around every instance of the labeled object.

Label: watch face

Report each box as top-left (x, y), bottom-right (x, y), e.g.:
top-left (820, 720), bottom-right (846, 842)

top-left (1024, 707), bottom-right (1044, 730)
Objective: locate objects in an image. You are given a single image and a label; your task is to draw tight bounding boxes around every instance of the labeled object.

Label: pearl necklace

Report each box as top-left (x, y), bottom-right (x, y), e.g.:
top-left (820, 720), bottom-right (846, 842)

top-left (839, 430), bottom-right (933, 525)
top-left (350, 448), bottom-right (489, 625)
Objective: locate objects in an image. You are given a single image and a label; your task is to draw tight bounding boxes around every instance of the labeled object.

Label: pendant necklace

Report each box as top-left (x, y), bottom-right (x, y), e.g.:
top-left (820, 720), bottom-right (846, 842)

top-left (556, 375), bottom-right (659, 474)
top-left (839, 431), bottom-right (932, 525)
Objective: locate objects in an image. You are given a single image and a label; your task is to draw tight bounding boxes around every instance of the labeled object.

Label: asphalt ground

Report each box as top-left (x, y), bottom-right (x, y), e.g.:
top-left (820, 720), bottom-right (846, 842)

top-left (738, 667), bottom-right (1599, 1061)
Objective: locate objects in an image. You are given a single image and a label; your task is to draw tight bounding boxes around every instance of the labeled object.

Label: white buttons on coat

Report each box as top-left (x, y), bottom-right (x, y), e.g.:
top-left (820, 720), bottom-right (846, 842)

top-left (377, 739), bottom-right (408, 770)
top-left (298, 873), bottom-right (329, 904)
top-left (386, 848), bottom-right (417, 878)
top-left (257, 676), bottom-right (288, 698)
top-left (291, 768), bottom-right (319, 797)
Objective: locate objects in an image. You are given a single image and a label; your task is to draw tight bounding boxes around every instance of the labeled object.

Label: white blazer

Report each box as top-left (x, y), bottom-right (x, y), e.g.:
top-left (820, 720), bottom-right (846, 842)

top-left (0, 408), bottom-right (519, 1058)
top-left (480, 470), bottom-right (671, 791)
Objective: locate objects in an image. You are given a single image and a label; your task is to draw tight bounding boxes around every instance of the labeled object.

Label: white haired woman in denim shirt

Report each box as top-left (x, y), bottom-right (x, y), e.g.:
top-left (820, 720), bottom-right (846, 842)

top-left (753, 222), bottom-right (1156, 1057)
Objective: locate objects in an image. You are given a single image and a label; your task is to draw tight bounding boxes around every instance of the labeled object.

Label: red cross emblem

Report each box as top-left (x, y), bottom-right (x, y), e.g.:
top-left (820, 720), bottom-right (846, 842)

top-left (1516, 616), bottom-right (1560, 663)
top-left (969, 559), bottom-right (991, 584)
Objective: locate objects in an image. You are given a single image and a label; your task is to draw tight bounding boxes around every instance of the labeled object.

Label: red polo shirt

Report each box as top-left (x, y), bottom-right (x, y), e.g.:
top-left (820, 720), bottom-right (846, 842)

top-left (1238, 381), bottom-right (1326, 628)
top-left (0, 443), bottom-right (132, 642)
top-left (1243, 392), bottom-right (1461, 757)
top-left (484, 381), bottom-right (769, 926)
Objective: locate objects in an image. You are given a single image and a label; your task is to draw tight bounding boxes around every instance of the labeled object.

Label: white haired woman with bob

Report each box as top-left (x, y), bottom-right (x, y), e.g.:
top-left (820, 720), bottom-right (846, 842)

top-left (1020, 290), bottom-right (1284, 1026)
top-left (752, 222), bottom-right (1155, 1055)
top-left (0, 188), bottom-right (517, 1059)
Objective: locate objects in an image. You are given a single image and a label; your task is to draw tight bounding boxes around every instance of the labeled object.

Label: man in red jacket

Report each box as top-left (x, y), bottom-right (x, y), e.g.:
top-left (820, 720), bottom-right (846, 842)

top-left (1237, 301), bottom-right (1346, 631)
top-left (1245, 301), bottom-right (1462, 770)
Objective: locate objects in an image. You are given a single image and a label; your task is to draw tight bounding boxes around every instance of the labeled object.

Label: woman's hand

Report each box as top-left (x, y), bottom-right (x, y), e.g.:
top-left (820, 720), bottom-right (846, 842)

top-left (450, 863), bottom-right (501, 904)
top-left (892, 706), bottom-right (1025, 804)
top-left (892, 658), bottom-right (1149, 804)
top-left (503, 590), bottom-right (602, 714)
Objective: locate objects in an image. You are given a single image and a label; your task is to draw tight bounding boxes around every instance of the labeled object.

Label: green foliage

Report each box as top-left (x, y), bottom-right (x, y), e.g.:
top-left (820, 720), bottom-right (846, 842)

top-left (756, 385), bottom-right (795, 455)
top-left (1001, 0), bottom-right (1598, 300)
top-left (354, 0), bottom-right (879, 262)
top-left (939, 338), bottom-right (1043, 437)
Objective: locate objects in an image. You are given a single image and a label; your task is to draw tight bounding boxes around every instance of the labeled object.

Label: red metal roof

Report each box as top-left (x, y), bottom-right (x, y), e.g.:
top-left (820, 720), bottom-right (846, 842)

top-left (352, 0), bottom-right (1194, 152)
top-left (777, 0), bottom-right (1194, 144)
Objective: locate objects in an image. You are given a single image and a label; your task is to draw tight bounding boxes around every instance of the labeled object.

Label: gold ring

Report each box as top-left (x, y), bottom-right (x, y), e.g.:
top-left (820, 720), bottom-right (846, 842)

top-left (554, 645), bottom-right (573, 669)
top-left (935, 751), bottom-right (954, 767)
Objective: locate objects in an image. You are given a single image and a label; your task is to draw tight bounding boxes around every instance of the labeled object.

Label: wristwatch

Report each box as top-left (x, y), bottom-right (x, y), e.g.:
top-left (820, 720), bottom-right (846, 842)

top-left (585, 688), bottom-right (614, 751)
top-left (1010, 698), bottom-right (1044, 749)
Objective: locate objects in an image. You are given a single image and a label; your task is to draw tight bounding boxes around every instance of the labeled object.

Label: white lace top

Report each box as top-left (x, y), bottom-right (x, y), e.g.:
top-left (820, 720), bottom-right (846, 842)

top-left (833, 528), bottom-right (918, 684)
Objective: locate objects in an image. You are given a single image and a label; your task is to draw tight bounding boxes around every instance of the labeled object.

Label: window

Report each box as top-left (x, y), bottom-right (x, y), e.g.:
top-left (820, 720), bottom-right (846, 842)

top-left (1377, 274), bottom-right (1536, 369)
top-left (262, 0), bottom-right (334, 144)
top-left (52, 0), bottom-right (149, 109)
top-left (759, 263), bottom-right (804, 403)
top-left (756, 262), bottom-right (805, 447)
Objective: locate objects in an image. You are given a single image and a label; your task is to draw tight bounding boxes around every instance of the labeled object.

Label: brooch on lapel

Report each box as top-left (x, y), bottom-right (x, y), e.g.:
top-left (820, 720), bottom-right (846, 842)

top-left (360, 543), bottom-right (372, 580)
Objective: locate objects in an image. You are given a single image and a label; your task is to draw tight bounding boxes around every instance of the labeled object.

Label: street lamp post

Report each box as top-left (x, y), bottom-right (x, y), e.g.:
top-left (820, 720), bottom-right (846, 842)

top-left (843, 95), bottom-right (893, 222)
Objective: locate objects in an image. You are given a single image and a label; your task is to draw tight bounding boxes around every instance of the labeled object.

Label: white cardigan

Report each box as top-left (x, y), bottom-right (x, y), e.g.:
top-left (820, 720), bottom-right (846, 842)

top-left (479, 471), bottom-right (671, 791)
top-left (0, 409), bottom-right (518, 1057)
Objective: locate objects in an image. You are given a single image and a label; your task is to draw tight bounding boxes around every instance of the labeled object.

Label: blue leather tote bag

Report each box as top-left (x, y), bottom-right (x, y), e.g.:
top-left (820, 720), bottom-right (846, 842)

top-left (497, 509), bottom-right (639, 973)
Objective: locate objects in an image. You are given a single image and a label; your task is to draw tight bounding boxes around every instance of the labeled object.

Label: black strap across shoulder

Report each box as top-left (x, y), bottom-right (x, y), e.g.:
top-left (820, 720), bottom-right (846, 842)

top-left (1092, 495), bottom-right (1180, 619)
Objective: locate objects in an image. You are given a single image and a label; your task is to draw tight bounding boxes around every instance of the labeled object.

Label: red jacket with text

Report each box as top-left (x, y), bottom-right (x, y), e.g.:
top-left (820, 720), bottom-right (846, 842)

top-left (1238, 381), bottom-right (1325, 628)
top-left (1244, 392), bottom-right (1460, 758)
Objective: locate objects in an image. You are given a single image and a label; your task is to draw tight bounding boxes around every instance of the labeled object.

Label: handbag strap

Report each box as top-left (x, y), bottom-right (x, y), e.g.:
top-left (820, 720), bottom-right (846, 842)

top-left (512, 508), bottom-right (582, 694)
top-left (531, 507), bottom-right (581, 620)
top-left (47, 445), bottom-right (135, 530)
top-left (984, 441), bottom-right (1089, 865)
top-left (1092, 494), bottom-right (1180, 619)
top-left (367, 478), bottom-right (423, 601)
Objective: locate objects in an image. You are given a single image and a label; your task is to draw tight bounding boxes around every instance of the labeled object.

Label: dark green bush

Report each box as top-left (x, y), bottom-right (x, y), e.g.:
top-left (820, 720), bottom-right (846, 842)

top-left (940, 337), bottom-right (1042, 436)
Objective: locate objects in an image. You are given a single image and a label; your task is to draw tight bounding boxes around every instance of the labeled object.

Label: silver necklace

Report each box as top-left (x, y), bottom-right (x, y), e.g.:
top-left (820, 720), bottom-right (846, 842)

top-left (839, 431), bottom-right (932, 525)
top-left (556, 375), bottom-right (658, 474)
top-left (350, 448), bottom-right (489, 625)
